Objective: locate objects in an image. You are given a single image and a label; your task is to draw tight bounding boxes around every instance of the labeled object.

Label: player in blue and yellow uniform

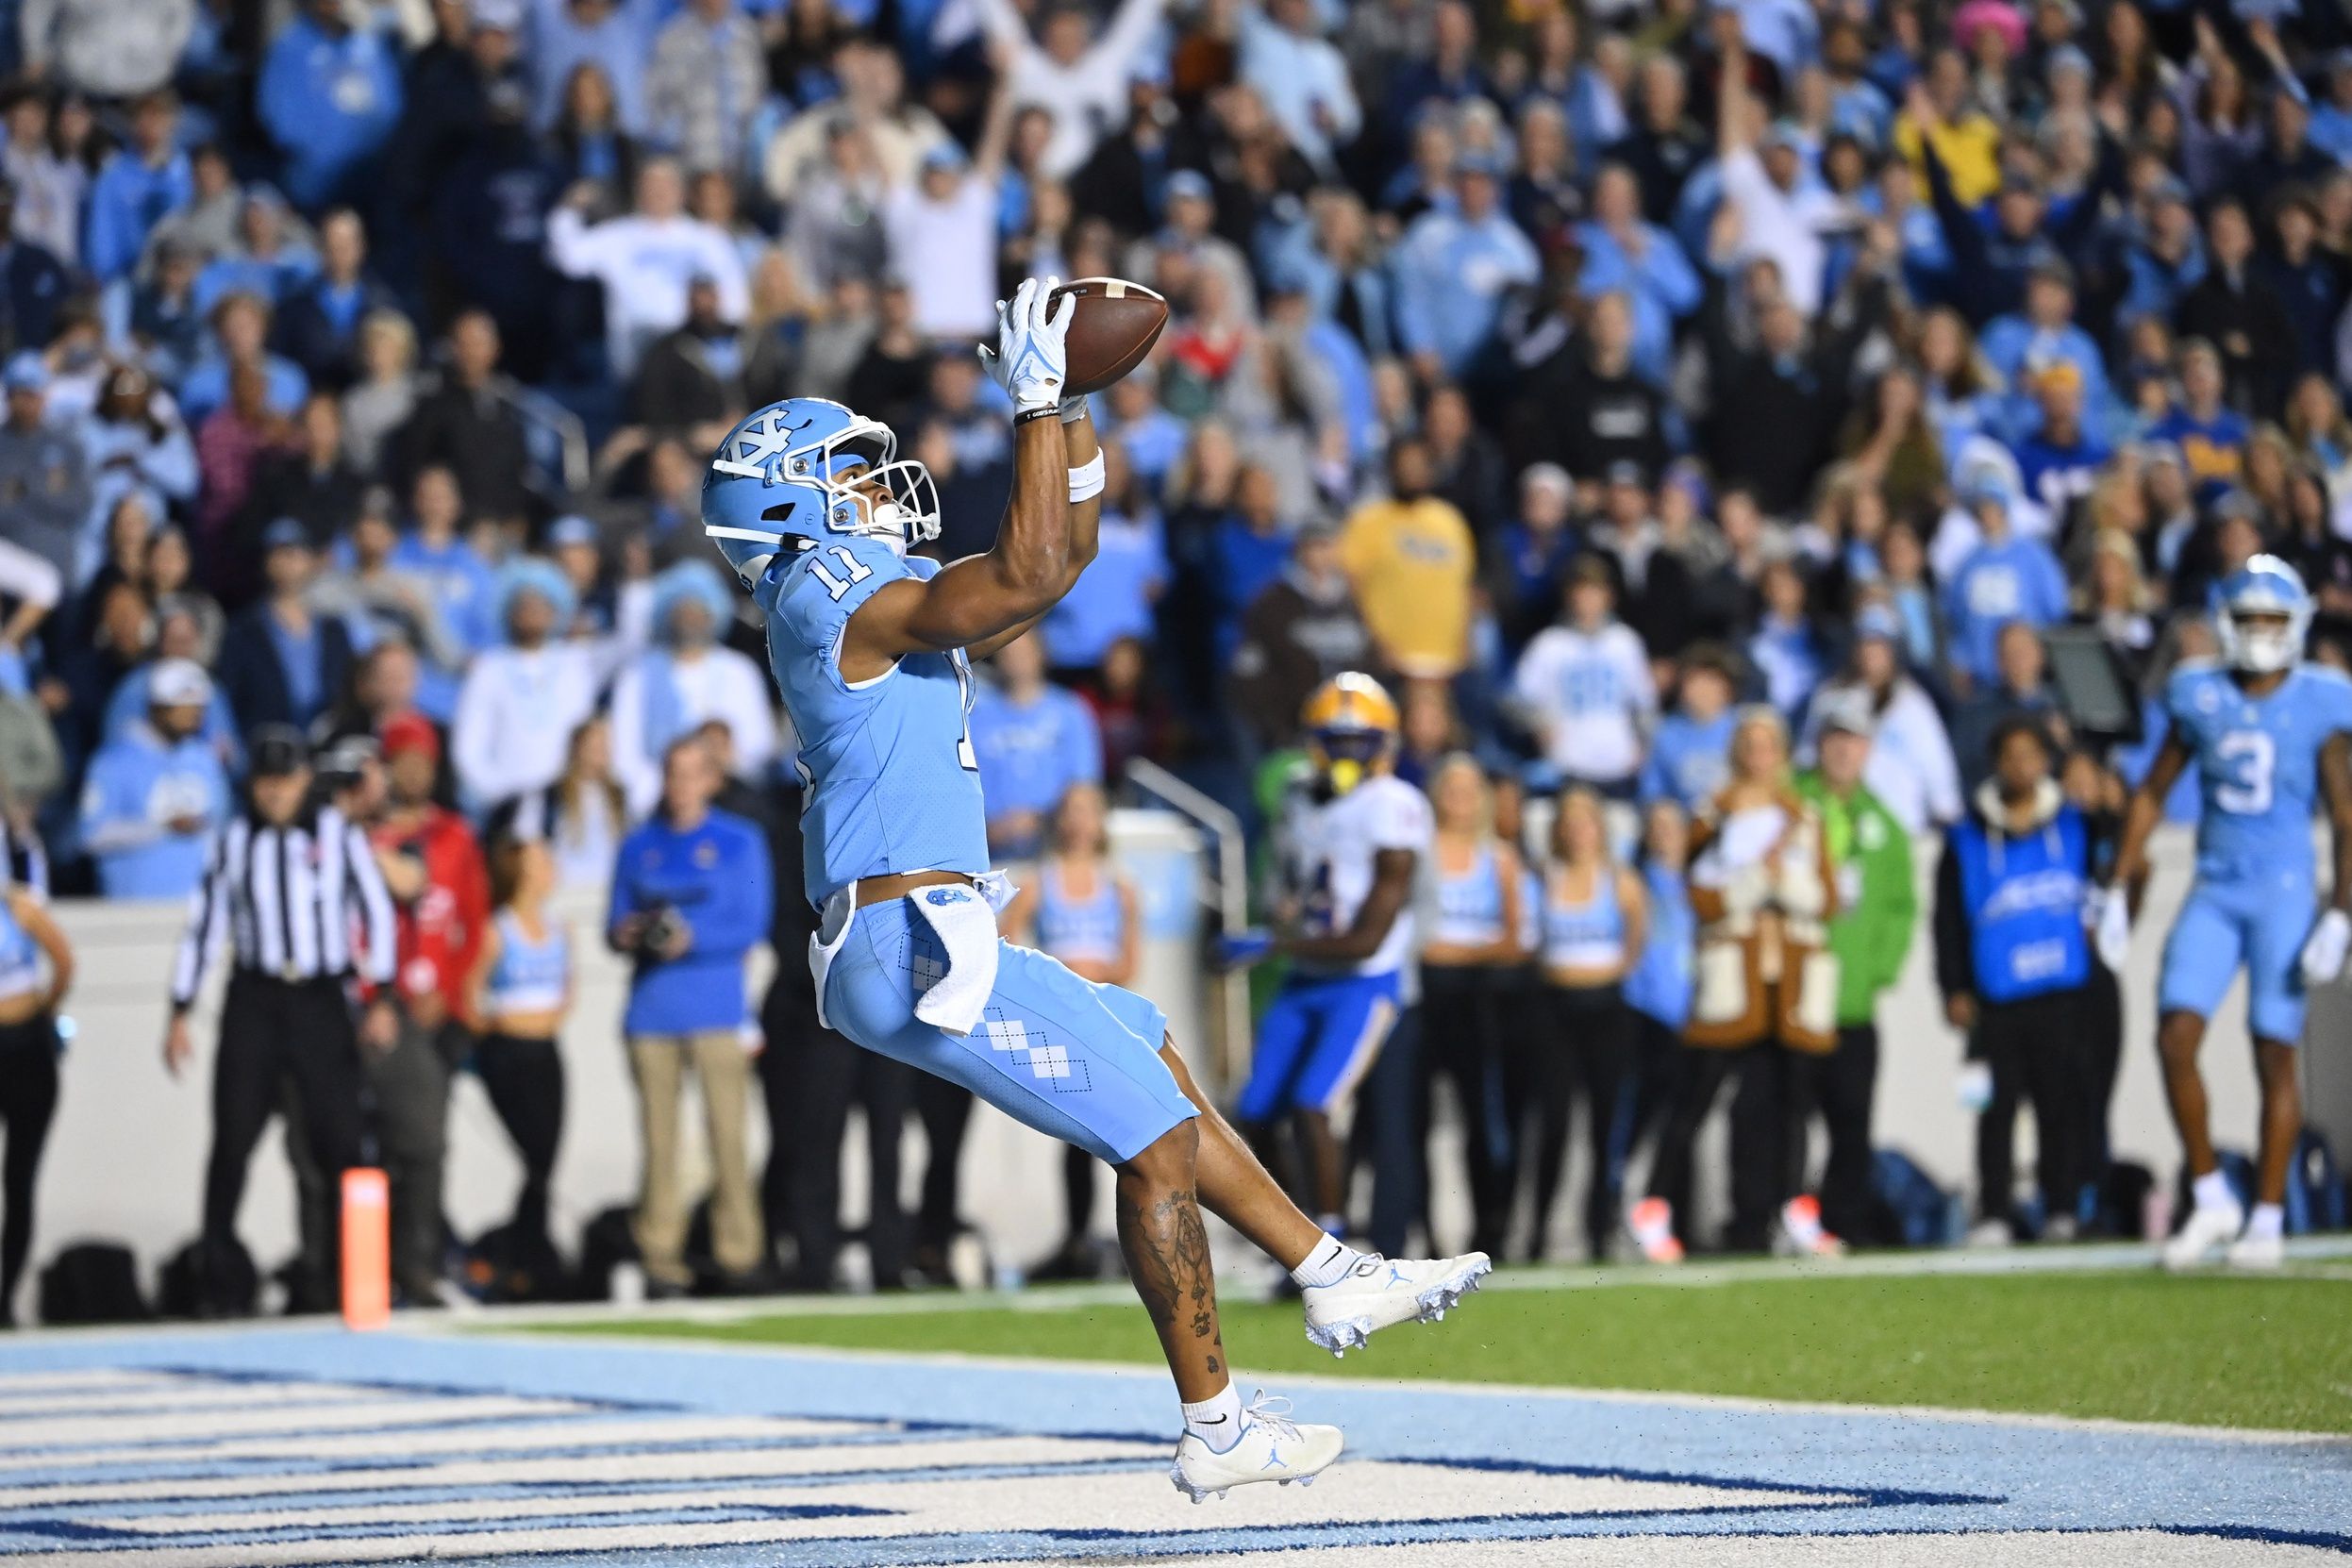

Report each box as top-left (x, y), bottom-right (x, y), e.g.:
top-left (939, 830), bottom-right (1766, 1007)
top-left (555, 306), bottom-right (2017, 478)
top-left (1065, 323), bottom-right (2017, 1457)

top-left (1225, 675), bottom-right (1432, 1259)
top-left (700, 279), bottom-right (1487, 1501)
top-left (2107, 558), bottom-right (2352, 1269)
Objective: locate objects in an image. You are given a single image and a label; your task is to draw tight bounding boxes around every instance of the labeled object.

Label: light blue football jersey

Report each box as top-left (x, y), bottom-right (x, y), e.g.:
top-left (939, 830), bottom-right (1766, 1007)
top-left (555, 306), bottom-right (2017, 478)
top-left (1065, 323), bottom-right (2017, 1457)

top-left (2164, 660), bottom-right (2352, 880)
top-left (757, 536), bottom-right (990, 908)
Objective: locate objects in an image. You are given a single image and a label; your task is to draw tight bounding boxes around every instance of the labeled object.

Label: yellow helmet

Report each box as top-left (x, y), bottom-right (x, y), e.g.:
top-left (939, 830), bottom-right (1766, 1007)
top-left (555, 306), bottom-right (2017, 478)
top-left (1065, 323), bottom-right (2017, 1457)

top-left (1302, 672), bottom-right (1399, 795)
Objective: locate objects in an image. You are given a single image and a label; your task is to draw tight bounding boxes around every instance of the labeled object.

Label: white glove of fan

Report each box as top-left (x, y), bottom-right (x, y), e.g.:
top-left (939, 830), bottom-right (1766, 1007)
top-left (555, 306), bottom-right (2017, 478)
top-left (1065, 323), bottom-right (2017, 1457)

top-left (2301, 908), bottom-right (2352, 988)
top-left (2087, 884), bottom-right (2132, 972)
top-left (976, 275), bottom-right (1075, 421)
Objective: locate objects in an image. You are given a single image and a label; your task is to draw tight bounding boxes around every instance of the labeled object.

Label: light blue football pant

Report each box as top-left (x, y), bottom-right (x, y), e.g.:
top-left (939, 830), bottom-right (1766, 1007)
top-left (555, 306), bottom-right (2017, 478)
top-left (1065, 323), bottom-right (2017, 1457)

top-left (2159, 869), bottom-right (2318, 1044)
top-left (822, 896), bottom-right (1198, 1164)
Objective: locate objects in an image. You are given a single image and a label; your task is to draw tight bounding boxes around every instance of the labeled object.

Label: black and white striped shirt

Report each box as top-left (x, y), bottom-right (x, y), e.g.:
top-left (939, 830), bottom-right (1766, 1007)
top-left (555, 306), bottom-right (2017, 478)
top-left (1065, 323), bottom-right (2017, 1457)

top-left (171, 805), bottom-right (398, 1010)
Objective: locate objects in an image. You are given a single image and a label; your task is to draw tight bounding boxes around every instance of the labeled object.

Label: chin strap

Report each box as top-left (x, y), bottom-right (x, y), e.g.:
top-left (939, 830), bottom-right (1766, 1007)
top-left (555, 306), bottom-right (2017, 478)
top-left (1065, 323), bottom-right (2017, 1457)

top-left (1068, 450), bottom-right (1107, 505)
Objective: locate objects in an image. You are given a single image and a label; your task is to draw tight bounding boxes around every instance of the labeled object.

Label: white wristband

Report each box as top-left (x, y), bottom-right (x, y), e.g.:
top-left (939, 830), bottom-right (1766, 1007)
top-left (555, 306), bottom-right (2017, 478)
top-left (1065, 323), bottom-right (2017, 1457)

top-left (1068, 450), bottom-right (1106, 504)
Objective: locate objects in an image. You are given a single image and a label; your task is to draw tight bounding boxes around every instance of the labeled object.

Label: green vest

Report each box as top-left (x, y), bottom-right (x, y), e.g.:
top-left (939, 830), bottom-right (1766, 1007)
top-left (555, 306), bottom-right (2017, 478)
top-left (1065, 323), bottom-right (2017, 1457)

top-left (1794, 771), bottom-right (1918, 1026)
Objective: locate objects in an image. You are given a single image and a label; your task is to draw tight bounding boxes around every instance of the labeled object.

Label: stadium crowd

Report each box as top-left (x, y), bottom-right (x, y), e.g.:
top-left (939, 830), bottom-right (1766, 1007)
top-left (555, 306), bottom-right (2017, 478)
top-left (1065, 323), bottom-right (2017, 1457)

top-left (0, 0), bottom-right (2348, 1312)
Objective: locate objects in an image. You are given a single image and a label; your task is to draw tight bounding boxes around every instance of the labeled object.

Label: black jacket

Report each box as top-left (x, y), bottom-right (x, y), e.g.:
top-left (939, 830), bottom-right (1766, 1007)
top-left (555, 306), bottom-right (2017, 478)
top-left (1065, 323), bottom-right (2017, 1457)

top-left (216, 605), bottom-right (356, 734)
top-left (274, 276), bottom-right (404, 392)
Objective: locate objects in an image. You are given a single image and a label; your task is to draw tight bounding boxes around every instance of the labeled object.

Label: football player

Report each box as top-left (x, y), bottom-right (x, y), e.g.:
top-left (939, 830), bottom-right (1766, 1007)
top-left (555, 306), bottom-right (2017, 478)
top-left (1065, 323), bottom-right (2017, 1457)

top-left (700, 280), bottom-right (1488, 1501)
top-left (2105, 558), bottom-right (2352, 1269)
top-left (1221, 675), bottom-right (1439, 1298)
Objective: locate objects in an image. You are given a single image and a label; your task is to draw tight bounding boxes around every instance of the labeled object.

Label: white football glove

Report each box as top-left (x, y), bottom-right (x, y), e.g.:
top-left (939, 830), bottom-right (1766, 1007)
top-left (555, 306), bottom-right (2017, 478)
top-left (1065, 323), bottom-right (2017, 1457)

top-left (2086, 884), bottom-right (2131, 972)
top-left (976, 276), bottom-right (1075, 421)
top-left (2301, 908), bottom-right (2351, 988)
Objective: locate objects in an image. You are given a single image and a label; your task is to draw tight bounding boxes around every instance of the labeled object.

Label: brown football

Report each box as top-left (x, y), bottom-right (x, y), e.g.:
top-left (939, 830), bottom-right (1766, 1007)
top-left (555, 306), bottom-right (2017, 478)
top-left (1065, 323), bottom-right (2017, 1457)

top-left (1052, 276), bottom-right (1169, 396)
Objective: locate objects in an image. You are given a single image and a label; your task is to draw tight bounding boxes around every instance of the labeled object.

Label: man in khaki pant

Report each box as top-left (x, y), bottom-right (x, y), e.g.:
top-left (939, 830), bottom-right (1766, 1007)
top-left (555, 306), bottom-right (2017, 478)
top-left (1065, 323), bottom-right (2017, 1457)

top-left (609, 737), bottom-right (772, 1294)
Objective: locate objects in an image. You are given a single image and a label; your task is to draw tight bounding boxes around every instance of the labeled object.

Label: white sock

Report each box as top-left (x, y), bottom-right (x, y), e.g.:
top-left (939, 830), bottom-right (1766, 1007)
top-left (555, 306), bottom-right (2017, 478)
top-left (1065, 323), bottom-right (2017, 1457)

top-left (2244, 1203), bottom-right (2284, 1243)
top-left (1181, 1382), bottom-right (1243, 1451)
top-left (2193, 1171), bottom-right (2238, 1214)
top-left (1290, 1232), bottom-right (1368, 1289)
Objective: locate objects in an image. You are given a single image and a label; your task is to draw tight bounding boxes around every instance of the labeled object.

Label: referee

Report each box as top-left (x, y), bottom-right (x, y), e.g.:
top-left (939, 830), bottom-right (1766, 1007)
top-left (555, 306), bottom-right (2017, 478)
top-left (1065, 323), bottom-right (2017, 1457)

top-left (164, 726), bottom-right (398, 1313)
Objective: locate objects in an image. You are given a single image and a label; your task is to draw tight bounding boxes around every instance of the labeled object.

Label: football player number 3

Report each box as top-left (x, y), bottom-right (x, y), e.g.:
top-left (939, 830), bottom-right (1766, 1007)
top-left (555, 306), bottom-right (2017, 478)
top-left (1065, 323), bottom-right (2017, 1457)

top-left (808, 545), bottom-right (873, 601)
top-left (2216, 729), bottom-right (2275, 815)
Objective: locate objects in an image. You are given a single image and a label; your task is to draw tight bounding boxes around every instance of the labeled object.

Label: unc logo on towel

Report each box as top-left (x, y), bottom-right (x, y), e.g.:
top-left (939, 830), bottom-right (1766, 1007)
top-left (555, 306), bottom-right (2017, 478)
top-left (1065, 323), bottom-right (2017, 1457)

top-left (926, 886), bottom-right (970, 906)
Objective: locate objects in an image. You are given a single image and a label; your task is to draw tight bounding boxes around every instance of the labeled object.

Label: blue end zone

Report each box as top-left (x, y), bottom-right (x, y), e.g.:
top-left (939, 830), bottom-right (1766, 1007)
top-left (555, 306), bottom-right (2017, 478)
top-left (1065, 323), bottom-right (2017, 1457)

top-left (0, 1325), bottom-right (2344, 1564)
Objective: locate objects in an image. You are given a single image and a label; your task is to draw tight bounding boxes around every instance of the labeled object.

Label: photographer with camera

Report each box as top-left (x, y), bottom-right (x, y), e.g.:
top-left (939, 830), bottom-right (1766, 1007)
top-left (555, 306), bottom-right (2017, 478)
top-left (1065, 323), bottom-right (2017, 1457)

top-left (607, 732), bottom-right (772, 1296)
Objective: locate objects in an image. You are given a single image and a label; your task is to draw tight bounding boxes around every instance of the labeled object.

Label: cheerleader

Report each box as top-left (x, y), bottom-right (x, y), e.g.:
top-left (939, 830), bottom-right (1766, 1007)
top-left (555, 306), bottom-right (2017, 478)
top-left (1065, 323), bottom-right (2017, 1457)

top-left (0, 880), bottom-right (70, 1326)
top-left (467, 811), bottom-right (572, 1286)
top-left (1416, 756), bottom-right (1526, 1259)
top-left (1003, 783), bottom-right (1139, 1281)
top-left (1527, 787), bottom-right (1647, 1262)
top-left (1622, 798), bottom-right (1696, 1230)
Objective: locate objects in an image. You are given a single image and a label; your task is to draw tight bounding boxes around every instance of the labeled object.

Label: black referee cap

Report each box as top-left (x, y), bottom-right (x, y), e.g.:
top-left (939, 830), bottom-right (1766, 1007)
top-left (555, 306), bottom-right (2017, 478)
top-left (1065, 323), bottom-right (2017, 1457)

top-left (248, 724), bottom-right (311, 778)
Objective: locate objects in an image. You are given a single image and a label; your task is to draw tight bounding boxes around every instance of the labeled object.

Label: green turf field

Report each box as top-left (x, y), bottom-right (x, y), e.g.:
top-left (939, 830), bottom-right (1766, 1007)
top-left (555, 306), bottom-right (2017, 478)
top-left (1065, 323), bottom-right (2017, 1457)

top-left (528, 1269), bottom-right (2352, 1434)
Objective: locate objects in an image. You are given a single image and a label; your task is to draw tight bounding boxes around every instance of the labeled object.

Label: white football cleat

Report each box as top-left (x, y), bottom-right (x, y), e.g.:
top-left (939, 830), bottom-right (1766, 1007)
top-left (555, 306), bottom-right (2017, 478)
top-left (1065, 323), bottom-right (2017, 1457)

top-left (1301, 1250), bottom-right (1491, 1357)
top-left (2225, 1231), bottom-right (2284, 1270)
top-left (2161, 1199), bottom-right (2244, 1271)
top-left (1169, 1392), bottom-right (1343, 1502)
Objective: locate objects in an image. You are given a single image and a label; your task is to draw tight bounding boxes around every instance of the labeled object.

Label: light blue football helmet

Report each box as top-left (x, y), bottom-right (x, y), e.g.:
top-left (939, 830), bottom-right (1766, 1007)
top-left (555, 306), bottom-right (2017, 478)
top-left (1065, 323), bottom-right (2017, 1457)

top-left (2212, 554), bottom-right (2312, 674)
top-left (701, 397), bottom-right (939, 589)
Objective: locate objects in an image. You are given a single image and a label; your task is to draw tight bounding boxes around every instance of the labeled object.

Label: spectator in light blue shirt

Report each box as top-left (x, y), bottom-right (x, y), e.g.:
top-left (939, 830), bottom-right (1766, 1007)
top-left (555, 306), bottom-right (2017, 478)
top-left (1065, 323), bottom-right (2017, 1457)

top-left (1237, 0), bottom-right (1360, 175)
top-left (390, 464), bottom-right (497, 658)
top-left (969, 631), bottom-right (1103, 863)
top-left (191, 190), bottom-right (320, 317)
top-left (257, 0), bottom-right (404, 212)
top-left (1942, 472), bottom-right (2070, 689)
top-left (1640, 645), bottom-right (1740, 812)
top-left (529, 0), bottom-right (657, 133)
top-left (1735, 0), bottom-right (1822, 77)
top-left (2308, 51), bottom-right (2352, 162)
top-left (1102, 369), bottom-right (1187, 493)
top-left (1391, 152), bottom-right (1541, 379)
top-left (1576, 163), bottom-right (1702, 387)
top-left (1977, 262), bottom-right (2116, 443)
top-left (76, 659), bottom-right (230, 899)
top-left (1041, 457), bottom-right (1166, 674)
top-left (83, 91), bottom-right (193, 283)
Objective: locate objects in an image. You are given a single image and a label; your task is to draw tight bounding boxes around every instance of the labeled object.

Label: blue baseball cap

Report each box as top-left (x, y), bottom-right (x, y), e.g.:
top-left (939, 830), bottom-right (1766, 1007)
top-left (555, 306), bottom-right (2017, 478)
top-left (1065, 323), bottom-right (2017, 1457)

top-left (1854, 604), bottom-right (1903, 643)
top-left (260, 516), bottom-right (311, 551)
top-left (2, 352), bottom-right (46, 392)
top-left (547, 513), bottom-right (599, 549)
top-left (1961, 469), bottom-right (2014, 507)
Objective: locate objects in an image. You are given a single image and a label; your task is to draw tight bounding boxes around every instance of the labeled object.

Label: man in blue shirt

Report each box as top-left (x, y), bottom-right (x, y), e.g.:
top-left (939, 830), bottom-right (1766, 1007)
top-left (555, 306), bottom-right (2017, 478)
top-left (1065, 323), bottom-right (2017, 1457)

top-left (216, 520), bottom-right (356, 731)
top-left (1390, 152), bottom-right (1541, 381)
top-left (1978, 261), bottom-right (2114, 443)
top-left (1942, 472), bottom-right (2069, 691)
top-left (76, 659), bottom-right (229, 898)
top-left (968, 630), bottom-right (1102, 861)
top-left (83, 91), bottom-right (192, 283)
top-left (2006, 362), bottom-right (2111, 526)
top-left (257, 0), bottom-right (404, 212)
top-left (2148, 340), bottom-right (2249, 496)
top-left (607, 734), bottom-right (773, 1295)
top-left (1641, 644), bottom-right (1742, 810)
